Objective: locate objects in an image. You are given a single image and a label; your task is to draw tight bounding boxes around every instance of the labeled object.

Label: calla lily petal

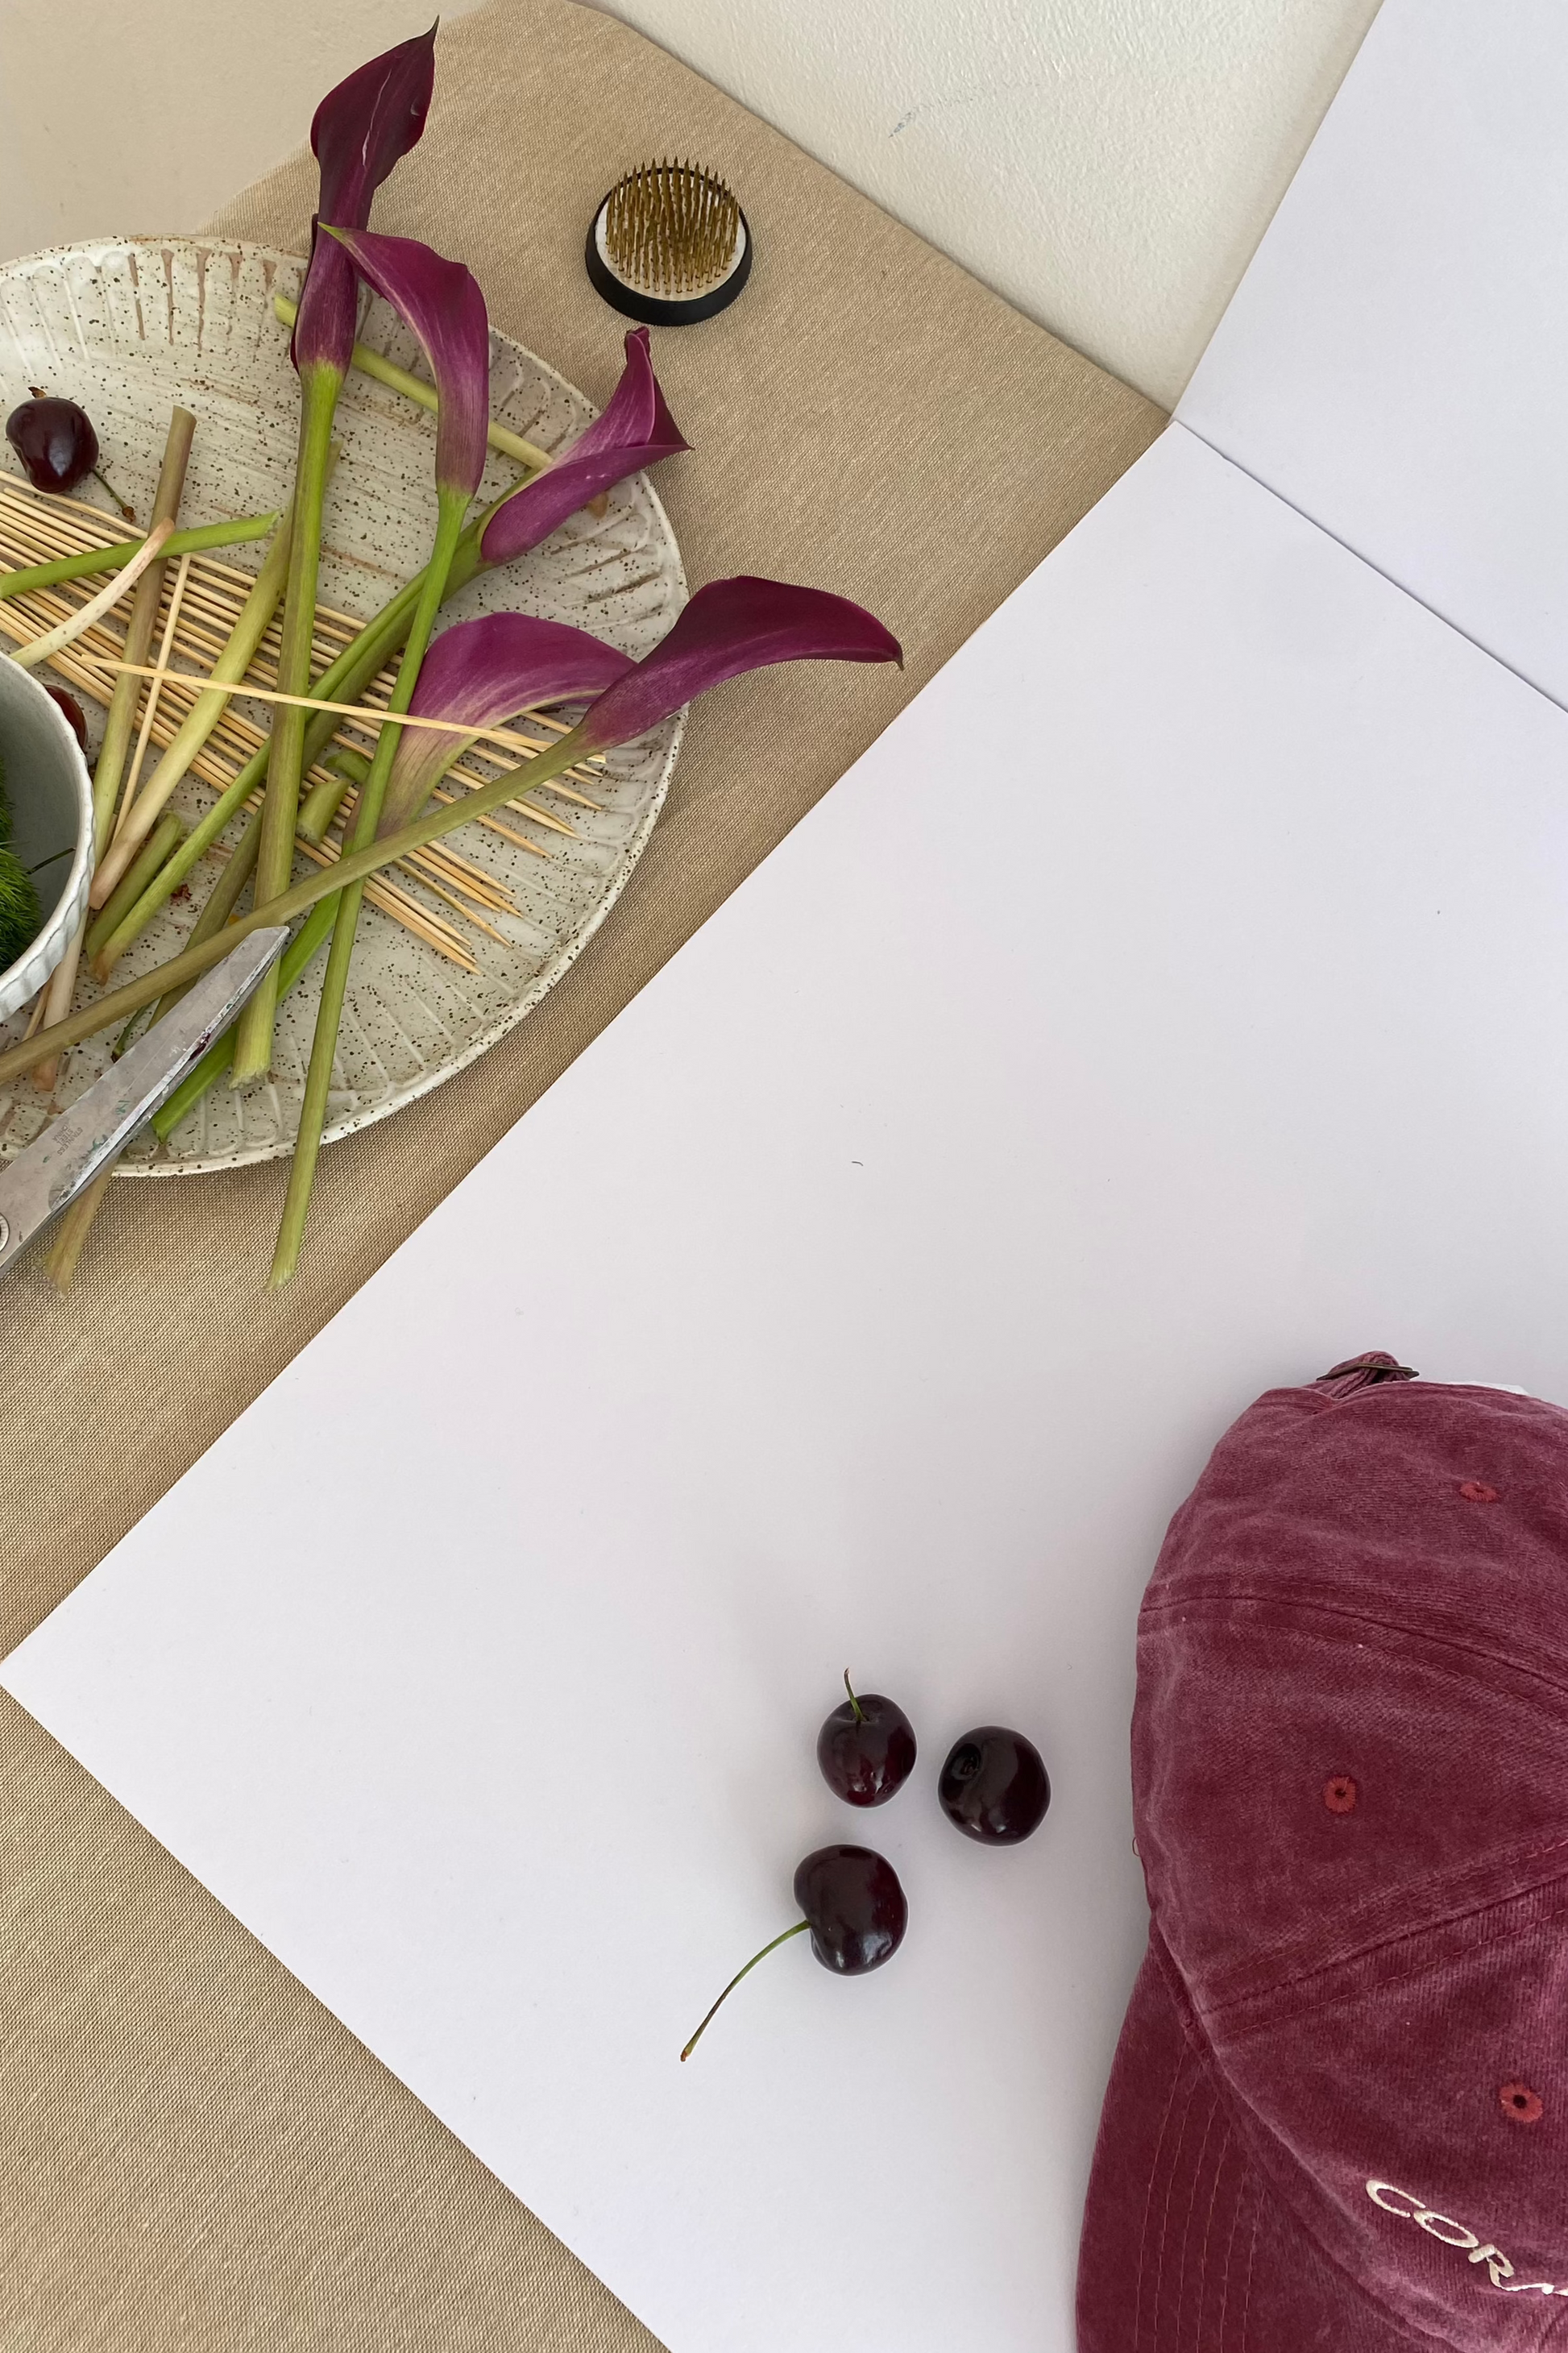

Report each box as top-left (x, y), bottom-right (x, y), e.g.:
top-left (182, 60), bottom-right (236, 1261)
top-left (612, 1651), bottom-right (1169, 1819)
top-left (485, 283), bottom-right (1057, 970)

top-left (380, 611), bottom-right (637, 833)
top-left (576, 577), bottom-right (902, 753)
top-left (479, 328), bottom-right (690, 568)
top-left (326, 226), bottom-right (492, 497)
top-left (292, 24), bottom-right (438, 376)
top-left (313, 23), bottom-right (438, 225)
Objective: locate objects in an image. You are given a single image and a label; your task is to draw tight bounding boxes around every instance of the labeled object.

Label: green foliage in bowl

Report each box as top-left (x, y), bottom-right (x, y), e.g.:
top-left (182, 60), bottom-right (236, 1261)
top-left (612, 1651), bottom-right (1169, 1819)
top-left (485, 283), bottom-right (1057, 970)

top-left (0, 757), bottom-right (43, 969)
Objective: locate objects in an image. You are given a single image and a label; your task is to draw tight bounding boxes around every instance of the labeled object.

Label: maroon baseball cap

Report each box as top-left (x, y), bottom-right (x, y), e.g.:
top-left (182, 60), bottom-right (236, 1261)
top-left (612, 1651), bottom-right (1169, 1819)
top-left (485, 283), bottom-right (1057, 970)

top-left (1077, 1356), bottom-right (1568, 2351)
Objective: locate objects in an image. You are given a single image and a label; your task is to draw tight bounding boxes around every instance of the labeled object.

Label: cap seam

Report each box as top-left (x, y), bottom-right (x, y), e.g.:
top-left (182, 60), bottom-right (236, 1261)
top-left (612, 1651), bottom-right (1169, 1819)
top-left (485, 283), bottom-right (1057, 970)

top-left (1177, 1831), bottom-right (1568, 2019)
top-left (1134, 2031), bottom-right (1197, 2352)
top-left (1173, 2094), bottom-right (1222, 2343)
top-left (1202, 1865), bottom-right (1568, 2042)
top-left (1191, 2119), bottom-right (1234, 2353)
top-left (1141, 1584), bottom-right (1568, 1709)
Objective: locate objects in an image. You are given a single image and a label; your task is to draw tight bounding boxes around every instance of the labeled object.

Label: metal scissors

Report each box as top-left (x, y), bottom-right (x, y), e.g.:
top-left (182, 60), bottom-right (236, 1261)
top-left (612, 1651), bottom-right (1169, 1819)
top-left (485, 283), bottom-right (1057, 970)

top-left (0, 926), bottom-right (288, 1277)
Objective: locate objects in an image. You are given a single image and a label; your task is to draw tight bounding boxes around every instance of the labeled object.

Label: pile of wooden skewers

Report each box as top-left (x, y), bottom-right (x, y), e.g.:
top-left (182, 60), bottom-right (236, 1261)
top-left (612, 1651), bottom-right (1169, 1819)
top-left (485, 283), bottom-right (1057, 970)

top-left (0, 464), bottom-right (600, 982)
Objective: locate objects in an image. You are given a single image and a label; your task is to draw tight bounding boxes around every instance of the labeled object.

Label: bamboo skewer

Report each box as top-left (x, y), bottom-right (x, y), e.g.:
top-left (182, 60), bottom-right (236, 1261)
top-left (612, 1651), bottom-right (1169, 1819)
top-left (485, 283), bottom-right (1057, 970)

top-left (76, 654), bottom-right (609, 768)
top-left (287, 836), bottom-right (476, 972)
top-left (115, 551), bottom-right (193, 837)
top-left (323, 786), bottom-right (521, 920)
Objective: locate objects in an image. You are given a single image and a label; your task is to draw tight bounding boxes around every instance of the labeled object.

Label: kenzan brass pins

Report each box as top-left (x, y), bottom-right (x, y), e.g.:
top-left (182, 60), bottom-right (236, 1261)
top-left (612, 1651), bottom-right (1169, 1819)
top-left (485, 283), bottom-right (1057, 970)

top-left (587, 160), bottom-right (752, 326)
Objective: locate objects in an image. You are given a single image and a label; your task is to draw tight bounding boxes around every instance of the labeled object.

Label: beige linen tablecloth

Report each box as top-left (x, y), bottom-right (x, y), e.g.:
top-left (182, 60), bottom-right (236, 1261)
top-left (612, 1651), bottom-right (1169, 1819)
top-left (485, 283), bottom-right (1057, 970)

top-left (0, 4), bottom-right (1162, 2343)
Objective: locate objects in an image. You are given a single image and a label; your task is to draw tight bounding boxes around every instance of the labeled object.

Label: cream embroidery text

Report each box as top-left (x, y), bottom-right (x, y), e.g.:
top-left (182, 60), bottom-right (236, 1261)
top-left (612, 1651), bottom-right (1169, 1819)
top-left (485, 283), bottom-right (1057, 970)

top-left (1366, 2181), bottom-right (1565, 2296)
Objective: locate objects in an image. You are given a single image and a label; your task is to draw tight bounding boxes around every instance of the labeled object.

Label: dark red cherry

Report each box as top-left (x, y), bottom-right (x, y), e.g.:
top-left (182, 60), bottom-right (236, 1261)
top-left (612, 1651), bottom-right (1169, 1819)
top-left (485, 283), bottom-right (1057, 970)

top-left (793, 1845), bottom-right (907, 1973)
top-left (43, 686), bottom-right (88, 751)
top-left (939, 1724), bottom-right (1050, 1844)
top-left (681, 1844), bottom-right (907, 2059)
top-left (817, 1670), bottom-right (916, 1806)
top-left (6, 398), bottom-right (100, 495)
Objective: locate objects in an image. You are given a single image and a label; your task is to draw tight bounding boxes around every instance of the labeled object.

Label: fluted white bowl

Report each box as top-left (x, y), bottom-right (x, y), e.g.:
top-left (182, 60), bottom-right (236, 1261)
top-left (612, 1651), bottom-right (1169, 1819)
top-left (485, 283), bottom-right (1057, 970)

top-left (0, 656), bottom-right (93, 1023)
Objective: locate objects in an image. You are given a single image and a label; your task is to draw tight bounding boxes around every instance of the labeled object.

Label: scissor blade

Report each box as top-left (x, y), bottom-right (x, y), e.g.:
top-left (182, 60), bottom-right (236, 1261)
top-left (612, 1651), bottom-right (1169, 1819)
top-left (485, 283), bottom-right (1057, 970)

top-left (0, 926), bottom-right (288, 1276)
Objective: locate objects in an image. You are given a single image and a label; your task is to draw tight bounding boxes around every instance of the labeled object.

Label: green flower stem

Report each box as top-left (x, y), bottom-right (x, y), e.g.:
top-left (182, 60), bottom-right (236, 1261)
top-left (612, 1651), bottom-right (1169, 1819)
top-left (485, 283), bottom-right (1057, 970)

top-left (97, 515), bottom-right (487, 981)
top-left (44, 472), bottom-right (499, 973)
top-left (64, 861), bottom-right (338, 1287)
top-left (89, 409), bottom-right (197, 861)
top-left (89, 503), bottom-right (297, 909)
top-left (146, 824), bottom-right (260, 1030)
top-left (29, 411), bottom-right (196, 1098)
top-left (0, 724), bottom-right (589, 1092)
top-left (44, 1162), bottom-right (117, 1293)
top-left (84, 811), bottom-right (185, 962)
top-left (151, 896), bottom-right (338, 1142)
top-left (90, 571), bottom-right (429, 980)
top-left (0, 513), bottom-right (281, 604)
top-left (269, 488), bottom-right (470, 1288)
top-left (297, 746), bottom-right (371, 844)
top-left (233, 363), bottom-right (342, 1084)
top-left (271, 293), bottom-right (551, 473)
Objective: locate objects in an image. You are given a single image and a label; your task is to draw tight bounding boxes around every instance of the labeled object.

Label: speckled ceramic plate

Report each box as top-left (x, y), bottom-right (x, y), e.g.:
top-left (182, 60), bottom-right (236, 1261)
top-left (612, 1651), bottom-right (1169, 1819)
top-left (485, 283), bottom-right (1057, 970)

top-left (0, 236), bottom-right (685, 1175)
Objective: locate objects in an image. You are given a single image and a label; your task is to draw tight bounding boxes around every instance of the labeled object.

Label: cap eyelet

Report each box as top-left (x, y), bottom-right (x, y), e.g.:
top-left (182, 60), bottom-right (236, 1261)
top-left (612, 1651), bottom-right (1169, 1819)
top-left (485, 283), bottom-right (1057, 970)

top-left (1324, 1775), bottom-right (1358, 1815)
top-left (1500, 2083), bottom-right (1543, 2125)
top-left (1459, 1481), bottom-right (1500, 1503)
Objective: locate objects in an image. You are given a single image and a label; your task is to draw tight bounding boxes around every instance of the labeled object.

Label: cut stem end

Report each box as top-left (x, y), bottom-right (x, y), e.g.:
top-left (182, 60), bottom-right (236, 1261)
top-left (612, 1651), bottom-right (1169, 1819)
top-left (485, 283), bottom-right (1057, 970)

top-left (679, 1918), bottom-right (810, 2062)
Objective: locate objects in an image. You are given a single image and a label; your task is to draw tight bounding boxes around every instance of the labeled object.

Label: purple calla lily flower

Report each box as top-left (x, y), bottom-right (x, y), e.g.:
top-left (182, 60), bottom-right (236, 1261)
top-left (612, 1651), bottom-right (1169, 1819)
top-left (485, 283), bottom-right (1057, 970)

top-left (575, 576), bottom-right (902, 753)
top-left (380, 612), bottom-right (637, 833)
top-left (325, 226), bottom-right (492, 497)
top-left (479, 327), bottom-right (690, 567)
top-left (292, 24), bottom-right (438, 378)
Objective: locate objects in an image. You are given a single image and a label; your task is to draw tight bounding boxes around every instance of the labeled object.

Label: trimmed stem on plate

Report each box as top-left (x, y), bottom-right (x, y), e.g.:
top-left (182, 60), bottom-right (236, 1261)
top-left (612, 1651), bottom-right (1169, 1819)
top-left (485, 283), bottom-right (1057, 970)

top-left (10, 518), bottom-right (175, 679)
top-left (89, 495), bottom-right (297, 907)
top-left (297, 746), bottom-right (370, 844)
top-left (31, 408), bottom-right (195, 1094)
top-left (268, 486), bottom-right (469, 1287)
top-left (0, 512), bottom-right (280, 604)
top-left (151, 898), bottom-right (338, 1143)
top-left (89, 567), bottom-right (427, 978)
top-left (86, 412), bottom-right (197, 858)
top-left (84, 810), bottom-right (185, 963)
top-left (232, 362), bottom-right (341, 1083)
top-left (44, 1164), bottom-right (116, 1293)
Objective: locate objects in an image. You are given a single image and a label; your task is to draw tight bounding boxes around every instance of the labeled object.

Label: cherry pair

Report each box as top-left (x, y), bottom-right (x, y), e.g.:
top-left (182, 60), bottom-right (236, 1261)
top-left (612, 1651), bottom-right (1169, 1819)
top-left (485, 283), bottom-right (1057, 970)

top-left (817, 1671), bottom-right (1049, 1845)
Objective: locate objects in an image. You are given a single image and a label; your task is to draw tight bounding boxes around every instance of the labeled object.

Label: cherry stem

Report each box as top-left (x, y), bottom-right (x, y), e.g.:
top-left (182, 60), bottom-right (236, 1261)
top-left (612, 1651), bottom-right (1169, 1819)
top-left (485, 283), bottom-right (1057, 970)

top-left (844, 1669), bottom-right (865, 1724)
top-left (90, 465), bottom-right (136, 524)
top-left (679, 1919), bottom-right (811, 2061)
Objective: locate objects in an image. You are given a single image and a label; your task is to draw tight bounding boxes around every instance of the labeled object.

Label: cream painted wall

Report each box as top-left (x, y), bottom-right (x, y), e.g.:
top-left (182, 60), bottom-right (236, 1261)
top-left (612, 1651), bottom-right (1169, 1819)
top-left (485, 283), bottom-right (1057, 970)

top-left (0, 0), bottom-right (1382, 406)
top-left (0, 0), bottom-right (489, 272)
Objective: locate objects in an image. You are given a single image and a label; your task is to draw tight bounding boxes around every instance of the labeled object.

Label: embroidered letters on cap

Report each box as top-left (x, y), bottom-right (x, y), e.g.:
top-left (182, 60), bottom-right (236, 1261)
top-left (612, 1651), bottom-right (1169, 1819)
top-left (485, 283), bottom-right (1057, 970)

top-left (1366, 2182), bottom-right (1564, 2295)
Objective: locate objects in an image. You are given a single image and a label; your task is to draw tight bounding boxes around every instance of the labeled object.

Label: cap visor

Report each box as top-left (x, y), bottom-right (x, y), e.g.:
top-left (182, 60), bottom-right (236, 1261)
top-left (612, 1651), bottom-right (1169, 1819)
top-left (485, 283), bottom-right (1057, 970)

top-left (1076, 1944), bottom-right (1417, 2351)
